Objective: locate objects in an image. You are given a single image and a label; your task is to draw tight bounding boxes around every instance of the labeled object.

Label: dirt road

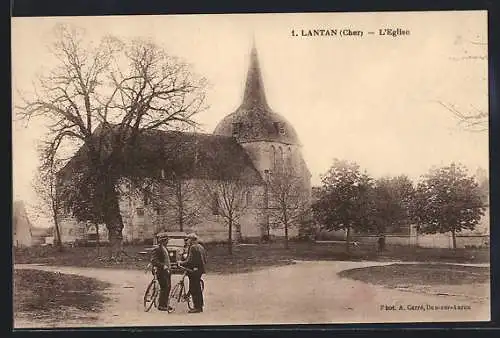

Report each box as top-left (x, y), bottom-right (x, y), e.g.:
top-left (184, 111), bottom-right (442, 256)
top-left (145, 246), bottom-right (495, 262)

top-left (14, 261), bottom-right (490, 327)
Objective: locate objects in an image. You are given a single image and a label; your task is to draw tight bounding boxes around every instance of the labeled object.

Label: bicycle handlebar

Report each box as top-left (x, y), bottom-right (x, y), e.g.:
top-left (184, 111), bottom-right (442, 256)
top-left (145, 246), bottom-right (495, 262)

top-left (176, 264), bottom-right (196, 274)
top-left (145, 262), bottom-right (197, 274)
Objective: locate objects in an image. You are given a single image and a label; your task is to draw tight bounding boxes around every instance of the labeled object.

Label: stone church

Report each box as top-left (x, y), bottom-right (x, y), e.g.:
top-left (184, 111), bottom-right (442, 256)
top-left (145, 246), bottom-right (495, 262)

top-left (56, 45), bottom-right (312, 244)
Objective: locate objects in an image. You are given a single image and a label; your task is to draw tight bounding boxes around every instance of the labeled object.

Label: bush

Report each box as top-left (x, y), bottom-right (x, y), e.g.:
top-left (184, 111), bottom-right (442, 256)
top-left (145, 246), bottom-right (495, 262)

top-left (72, 239), bottom-right (110, 247)
top-left (238, 237), bottom-right (261, 244)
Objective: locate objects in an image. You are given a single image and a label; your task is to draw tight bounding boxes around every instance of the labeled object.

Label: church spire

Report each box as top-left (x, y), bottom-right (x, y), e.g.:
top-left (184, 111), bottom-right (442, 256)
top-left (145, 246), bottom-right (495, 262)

top-left (241, 42), bottom-right (270, 110)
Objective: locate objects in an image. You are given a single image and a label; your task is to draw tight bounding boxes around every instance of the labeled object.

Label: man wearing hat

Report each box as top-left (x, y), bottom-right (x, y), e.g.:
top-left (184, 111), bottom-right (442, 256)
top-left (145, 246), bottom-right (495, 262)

top-left (179, 232), bottom-right (207, 313)
top-left (151, 234), bottom-right (173, 311)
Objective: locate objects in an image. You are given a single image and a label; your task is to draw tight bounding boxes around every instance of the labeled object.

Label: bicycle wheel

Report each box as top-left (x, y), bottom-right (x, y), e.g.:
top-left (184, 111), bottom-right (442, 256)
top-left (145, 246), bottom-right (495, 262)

top-left (143, 279), bottom-right (158, 312)
top-left (154, 283), bottom-right (160, 309)
top-left (168, 283), bottom-right (182, 312)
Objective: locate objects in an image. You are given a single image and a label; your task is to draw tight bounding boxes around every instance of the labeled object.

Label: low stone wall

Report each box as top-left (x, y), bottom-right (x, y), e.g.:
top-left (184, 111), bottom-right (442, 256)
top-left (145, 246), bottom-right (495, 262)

top-left (353, 235), bottom-right (416, 246)
top-left (353, 234), bottom-right (489, 249)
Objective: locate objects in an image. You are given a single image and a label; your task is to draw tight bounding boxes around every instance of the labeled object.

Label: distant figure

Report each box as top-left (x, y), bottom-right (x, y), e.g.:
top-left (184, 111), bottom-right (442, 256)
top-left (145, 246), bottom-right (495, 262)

top-left (151, 234), bottom-right (173, 312)
top-left (377, 235), bottom-right (386, 252)
top-left (179, 233), bottom-right (207, 313)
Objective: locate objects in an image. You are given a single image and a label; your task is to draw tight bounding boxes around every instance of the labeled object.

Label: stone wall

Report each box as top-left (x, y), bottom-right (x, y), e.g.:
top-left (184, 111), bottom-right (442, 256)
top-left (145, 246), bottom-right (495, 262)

top-left (240, 140), bottom-right (306, 179)
top-left (352, 233), bottom-right (489, 249)
top-left (117, 178), bottom-right (266, 243)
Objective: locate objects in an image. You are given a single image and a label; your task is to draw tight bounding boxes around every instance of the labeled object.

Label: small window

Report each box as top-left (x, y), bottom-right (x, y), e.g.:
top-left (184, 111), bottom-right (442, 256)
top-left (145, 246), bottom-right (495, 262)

top-left (136, 207), bottom-right (145, 216)
top-left (161, 169), bottom-right (165, 179)
top-left (143, 192), bottom-right (149, 206)
top-left (155, 208), bottom-right (161, 216)
top-left (232, 122), bottom-right (242, 136)
top-left (211, 197), bottom-right (219, 215)
top-left (273, 122), bottom-right (285, 135)
top-left (246, 191), bottom-right (252, 206)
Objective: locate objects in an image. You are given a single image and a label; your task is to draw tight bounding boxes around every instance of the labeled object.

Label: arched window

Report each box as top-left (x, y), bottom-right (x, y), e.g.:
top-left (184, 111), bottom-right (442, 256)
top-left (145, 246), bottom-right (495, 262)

top-left (211, 196), bottom-right (220, 215)
top-left (287, 147), bottom-right (293, 174)
top-left (246, 190), bottom-right (252, 206)
top-left (278, 147), bottom-right (284, 173)
top-left (271, 145), bottom-right (276, 171)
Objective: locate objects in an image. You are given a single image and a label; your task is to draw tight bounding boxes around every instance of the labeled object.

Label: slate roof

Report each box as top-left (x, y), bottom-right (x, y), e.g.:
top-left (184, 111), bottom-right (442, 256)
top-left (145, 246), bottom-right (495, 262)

top-left (213, 45), bottom-right (300, 145)
top-left (57, 125), bottom-right (264, 185)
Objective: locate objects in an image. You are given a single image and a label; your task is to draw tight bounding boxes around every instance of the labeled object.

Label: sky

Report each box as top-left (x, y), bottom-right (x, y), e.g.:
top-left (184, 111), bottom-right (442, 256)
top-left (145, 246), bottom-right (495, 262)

top-left (11, 11), bottom-right (488, 226)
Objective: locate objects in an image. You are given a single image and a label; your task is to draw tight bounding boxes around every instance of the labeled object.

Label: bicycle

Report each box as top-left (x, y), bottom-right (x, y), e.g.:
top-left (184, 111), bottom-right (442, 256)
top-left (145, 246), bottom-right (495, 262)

top-left (143, 263), bottom-right (160, 312)
top-left (168, 265), bottom-right (205, 312)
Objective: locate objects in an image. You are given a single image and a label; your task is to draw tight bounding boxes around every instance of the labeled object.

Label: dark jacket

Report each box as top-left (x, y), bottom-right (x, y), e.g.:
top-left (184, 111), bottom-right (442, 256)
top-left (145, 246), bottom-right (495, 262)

top-left (181, 243), bottom-right (207, 274)
top-left (151, 244), bottom-right (171, 270)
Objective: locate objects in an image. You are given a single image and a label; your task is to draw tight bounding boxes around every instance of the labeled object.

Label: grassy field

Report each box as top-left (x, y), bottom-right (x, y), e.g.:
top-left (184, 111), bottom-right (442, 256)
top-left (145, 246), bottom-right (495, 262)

top-left (13, 240), bottom-right (489, 274)
top-left (14, 269), bottom-right (112, 326)
top-left (339, 263), bottom-right (490, 286)
top-left (338, 263), bottom-right (491, 303)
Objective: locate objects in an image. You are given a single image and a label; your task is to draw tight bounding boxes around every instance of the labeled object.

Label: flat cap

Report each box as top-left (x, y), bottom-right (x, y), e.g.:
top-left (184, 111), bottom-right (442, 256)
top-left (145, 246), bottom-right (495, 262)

top-left (186, 233), bottom-right (198, 240)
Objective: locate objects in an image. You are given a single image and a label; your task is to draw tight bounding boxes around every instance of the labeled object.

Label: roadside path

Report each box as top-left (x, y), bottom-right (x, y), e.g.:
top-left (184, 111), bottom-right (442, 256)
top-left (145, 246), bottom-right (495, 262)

top-left (14, 261), bottom-right (490, 327)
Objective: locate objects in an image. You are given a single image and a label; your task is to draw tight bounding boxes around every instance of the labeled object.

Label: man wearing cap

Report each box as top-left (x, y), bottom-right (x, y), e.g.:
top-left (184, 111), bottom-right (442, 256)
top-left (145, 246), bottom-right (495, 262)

top-left (151, 234), bottom-right (173, 312)
top-left (179, 233), bottom-right (207, 313)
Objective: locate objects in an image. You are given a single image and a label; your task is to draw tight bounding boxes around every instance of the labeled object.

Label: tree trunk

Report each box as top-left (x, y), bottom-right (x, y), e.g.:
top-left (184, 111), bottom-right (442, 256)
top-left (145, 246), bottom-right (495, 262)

top-left (228, 218), bottom-right (233, 255)
top-left (345, 227), bottom-right (351, 253)
top-left (177, 180), bottom-right (184, 232)
top-left (178, 206), bottom-right (184, 232)
top-left (235, 222), bottom-right (242, 243)
top-left (264, 183), bottom-right (270, 242)
top-left (451, 229), bottom-right (457, 249)
top-left (284, 222), bottom-right (289, 249)
top-left (53, 216), bottom-right (63, 252)
top-left (283, 208), bottom-right (289, 249)
top-left (52, 203), bottom-right (63, 252)
top-left (108, 226), bottom-right (124, 259)
top-left (96, 223), bottom-right (101, 256)
top-left (51, 187), bottom-right (63, 252)
top-left (102, 183), bottom-right (125, 259)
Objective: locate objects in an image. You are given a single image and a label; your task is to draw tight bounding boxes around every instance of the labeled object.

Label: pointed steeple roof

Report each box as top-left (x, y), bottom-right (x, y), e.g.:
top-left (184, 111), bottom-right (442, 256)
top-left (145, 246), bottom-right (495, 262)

top-left (213, 42), bottom-right (300, 145)
top-left (241, 43), bottom-right (270, 110)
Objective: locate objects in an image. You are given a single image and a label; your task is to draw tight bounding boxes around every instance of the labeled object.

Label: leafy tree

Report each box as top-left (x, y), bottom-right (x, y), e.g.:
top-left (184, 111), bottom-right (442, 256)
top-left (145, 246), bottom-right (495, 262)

top-left (312, 159), bottom-right (373, 252)
top-left (16, 24), bottom-right (207, 258)
top-left (412, 163), bottom-right (486, 249)
top-left (369, 175), bottom-right (415, 251)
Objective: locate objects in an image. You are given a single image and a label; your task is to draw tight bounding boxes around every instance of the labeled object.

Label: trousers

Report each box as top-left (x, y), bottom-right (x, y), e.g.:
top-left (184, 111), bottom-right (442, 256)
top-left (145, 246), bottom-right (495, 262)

top-left (157, 268), bottom-right (171, 308)
top-left (188, 272), bottom-right (203, 310)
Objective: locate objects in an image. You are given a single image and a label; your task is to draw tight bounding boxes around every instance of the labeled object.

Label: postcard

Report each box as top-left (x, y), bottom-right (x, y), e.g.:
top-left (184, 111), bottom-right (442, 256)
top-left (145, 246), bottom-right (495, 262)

top-left (12, 11), bottom-right (489, 328)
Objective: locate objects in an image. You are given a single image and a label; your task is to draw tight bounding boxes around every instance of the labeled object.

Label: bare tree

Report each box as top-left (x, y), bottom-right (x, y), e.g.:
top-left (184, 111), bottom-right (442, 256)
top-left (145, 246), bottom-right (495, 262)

top-left (126, 174), bottom-right (203, 233)
top-left (267, 169), bottom-right (309, 249)
top-left (32, 144), bottom-right (64, 251)
top-left (203, 179), bottom-right (250, 254)
top-left (438, 37), bottom-right (487, 132)
top-left (162, 175), bottom-right (202, 232)
top-left (16, 24), bottom-right (207, 258)
top-left (436, 101), bottom-right (487, 133)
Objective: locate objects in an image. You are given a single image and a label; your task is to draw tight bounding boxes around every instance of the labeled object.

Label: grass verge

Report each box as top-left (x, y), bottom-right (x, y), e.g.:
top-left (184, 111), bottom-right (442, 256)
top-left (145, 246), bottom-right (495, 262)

top-left (14, 269), bottom-right (112, 326)
top-left (338, 263), bottom-right (490, 303)
top-left (14, 241), bottom-right (489, 275)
